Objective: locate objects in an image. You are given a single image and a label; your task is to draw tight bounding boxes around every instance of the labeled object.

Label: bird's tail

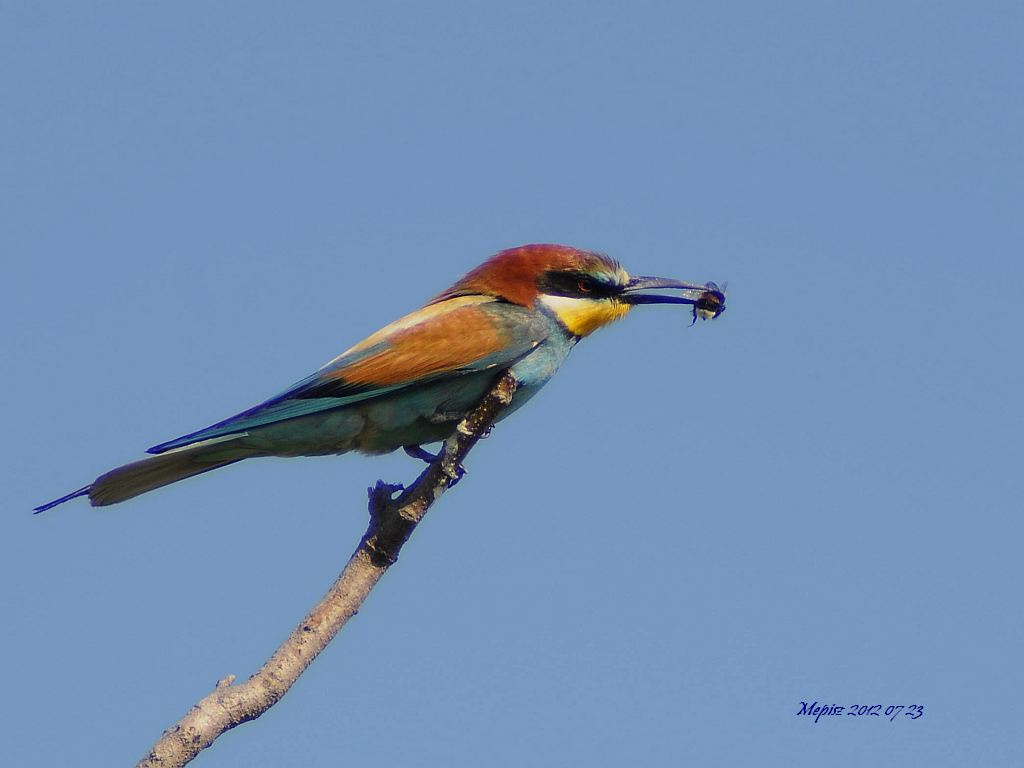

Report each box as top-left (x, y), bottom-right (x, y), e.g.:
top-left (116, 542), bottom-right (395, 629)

top-left (34, 442), bottom-right (254, 512)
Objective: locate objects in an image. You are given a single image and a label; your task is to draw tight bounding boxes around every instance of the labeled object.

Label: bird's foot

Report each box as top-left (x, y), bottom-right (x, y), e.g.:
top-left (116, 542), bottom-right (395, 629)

top-left (403, 444), bottom-right (467, 487)
top-left (403, 444), bottom-right (438, 463)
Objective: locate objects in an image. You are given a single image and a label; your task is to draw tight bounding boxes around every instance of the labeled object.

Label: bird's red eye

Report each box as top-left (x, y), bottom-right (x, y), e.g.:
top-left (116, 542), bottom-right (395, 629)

top-left (578, 279), bottom-right (592, 293)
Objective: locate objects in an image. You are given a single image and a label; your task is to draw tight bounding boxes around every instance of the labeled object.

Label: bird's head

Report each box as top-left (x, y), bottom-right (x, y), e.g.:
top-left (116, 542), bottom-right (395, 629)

top-left (437, 244), bottom-right (723, 337)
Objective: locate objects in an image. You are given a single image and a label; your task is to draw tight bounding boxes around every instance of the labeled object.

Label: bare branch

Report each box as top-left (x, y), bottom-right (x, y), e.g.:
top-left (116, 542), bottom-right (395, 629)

top-left (137, 372), bottom-right (519, 768)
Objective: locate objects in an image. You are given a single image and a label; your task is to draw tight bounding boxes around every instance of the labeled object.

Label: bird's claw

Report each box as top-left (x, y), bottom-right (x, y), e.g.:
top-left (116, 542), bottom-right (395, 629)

top-left (404, 444), bottom-right (467, 487)
top-left (446, 463), bottom-right (466, 488)
top-left (403, 445), bottom-right (437, 463)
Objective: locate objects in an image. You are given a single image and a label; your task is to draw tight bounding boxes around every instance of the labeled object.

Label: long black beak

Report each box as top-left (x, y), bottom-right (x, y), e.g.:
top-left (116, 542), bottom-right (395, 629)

top-left (620, 276), bottom-right (704, 304)
top-left (619, 276), bottom-right (717, 304)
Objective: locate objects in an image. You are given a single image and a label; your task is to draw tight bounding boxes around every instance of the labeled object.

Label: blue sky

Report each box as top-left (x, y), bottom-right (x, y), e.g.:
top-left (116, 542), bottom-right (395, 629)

top-left (3, 2), bottom-right (1022, 765)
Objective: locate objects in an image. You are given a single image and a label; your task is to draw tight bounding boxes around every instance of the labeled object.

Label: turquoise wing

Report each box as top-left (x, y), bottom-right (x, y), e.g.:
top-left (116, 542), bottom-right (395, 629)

top-left (147, 298), bottom-right (547, 454)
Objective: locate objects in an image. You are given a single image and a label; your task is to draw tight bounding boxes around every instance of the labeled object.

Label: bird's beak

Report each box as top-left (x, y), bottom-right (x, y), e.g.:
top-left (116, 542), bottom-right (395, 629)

top-left (619, 276), bottom-right (716, 304)
top-left (620, 276), bottom-right (727, 322)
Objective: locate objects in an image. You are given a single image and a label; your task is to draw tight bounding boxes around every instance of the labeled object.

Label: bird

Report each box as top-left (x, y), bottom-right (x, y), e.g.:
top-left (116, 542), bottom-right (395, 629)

top-left (35, 244), bottom-right (724, 512)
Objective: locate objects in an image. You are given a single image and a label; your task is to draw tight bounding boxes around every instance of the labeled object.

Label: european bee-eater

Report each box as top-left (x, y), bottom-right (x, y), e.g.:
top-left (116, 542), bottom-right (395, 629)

top-left (35, 244), bottom-right (724, 512)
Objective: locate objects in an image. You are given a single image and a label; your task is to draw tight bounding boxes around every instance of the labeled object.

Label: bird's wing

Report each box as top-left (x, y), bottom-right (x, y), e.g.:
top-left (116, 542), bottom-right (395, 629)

top-left (147, 296), bottom-right (547, 454)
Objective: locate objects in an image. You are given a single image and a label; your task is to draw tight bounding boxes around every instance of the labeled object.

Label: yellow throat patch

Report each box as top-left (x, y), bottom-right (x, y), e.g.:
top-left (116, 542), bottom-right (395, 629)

top-left (539, 295), bottom-right (632, 337)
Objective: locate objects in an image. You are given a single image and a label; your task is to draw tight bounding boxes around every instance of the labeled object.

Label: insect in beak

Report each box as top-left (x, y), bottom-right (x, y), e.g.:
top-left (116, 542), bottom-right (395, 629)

top-left (690, 282), bottom-right (726, 325)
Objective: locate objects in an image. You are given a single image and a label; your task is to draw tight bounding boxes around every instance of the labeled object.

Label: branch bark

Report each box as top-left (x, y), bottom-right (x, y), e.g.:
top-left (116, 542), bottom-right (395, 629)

top-left (137, 372), bottom-right (519, 768)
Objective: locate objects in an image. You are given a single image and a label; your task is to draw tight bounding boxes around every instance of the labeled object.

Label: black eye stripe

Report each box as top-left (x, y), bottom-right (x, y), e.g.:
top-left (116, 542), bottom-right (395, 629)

top-left (538, 270), bottom-right (619, 299)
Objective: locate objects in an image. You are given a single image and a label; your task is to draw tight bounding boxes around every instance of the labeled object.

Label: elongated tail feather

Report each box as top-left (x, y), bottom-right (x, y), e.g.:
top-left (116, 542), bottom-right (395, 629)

top-left (34, 443), bottom-right (253, 512)
top-left (34, 486), bottom-right (91, 513)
